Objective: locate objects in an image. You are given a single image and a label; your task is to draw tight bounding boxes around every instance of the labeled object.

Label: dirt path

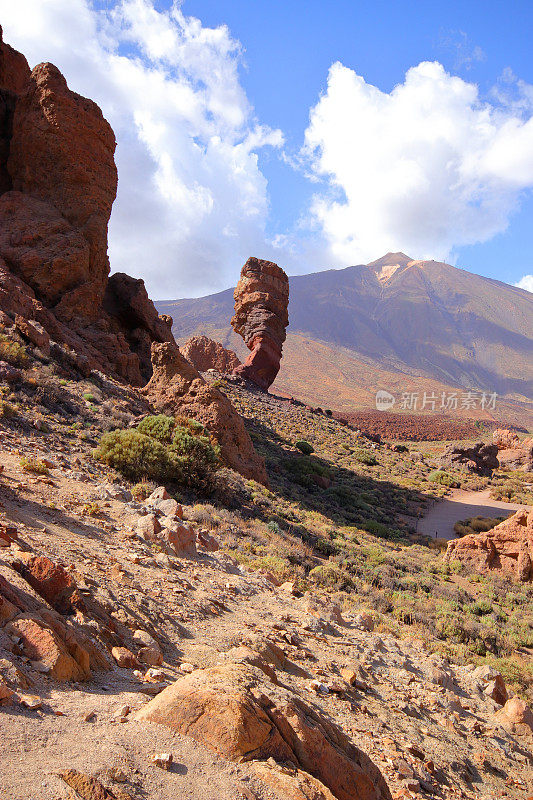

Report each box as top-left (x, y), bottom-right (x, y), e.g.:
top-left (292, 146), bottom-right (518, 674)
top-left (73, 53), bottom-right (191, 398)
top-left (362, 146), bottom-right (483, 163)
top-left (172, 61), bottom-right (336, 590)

top-left (417, 488), bottom-right (530, 540)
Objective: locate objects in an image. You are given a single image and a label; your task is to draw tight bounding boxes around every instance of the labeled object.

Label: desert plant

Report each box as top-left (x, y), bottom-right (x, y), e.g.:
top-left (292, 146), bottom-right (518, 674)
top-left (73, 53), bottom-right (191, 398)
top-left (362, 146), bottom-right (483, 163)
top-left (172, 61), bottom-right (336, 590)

top-left (354, 449), bottom-right (377, 466)
top-left (20, 457), bottom-right (49, 475)
top-left (137, 414), bottom-right (176, 443)
top-left (295, 440), bottom-right (314, 455)
top-left (93, 429), bottom-right (178, 483)
top-left (429, 470), bottom-right (459, 488)
top-left (0, 334), bottom-right (28, 367)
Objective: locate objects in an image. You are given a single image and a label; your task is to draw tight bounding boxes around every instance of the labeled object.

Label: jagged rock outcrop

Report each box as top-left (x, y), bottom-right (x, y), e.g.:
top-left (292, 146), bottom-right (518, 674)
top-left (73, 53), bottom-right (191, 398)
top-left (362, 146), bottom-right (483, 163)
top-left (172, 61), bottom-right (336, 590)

top-left (446, 508), bottom-right (533, 581)
top-left (492, 429), bottom-right (533, 472)
top-left (103, 273), bottom-right (175, 383)
top-left (135, 663), bottom-right (392, 800)
top-left (181, 335), bottom-right (241, 374)
top-left (143, 342), bottom-right (268, 484)
top-left (7, 61), bottom-right (117, 319)
top-left (231, 257), bottom-right (289, 390)
top-left (438, 442), bottom-right (499, 476)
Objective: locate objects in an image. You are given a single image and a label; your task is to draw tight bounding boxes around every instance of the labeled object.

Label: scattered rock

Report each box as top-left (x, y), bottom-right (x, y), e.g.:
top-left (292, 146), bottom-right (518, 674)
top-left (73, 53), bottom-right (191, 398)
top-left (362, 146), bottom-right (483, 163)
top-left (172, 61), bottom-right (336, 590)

top-left (111, 647), bottom-right (139, 669)
top-left (152, 753), bottom-right (173, 771)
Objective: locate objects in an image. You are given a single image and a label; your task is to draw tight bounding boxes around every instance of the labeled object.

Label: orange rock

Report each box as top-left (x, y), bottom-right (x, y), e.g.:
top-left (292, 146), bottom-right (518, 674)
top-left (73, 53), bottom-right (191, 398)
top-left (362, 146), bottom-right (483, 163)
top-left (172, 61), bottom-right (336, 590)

top-left (134, 664), bottom-right (392, 800)
top-left (252, 761), bottom-right (337, 800)
top-left (143, 341), bottom-right (268, 484)
top-left (111, 646), bottom-right (139, 669)
top-left (8, 61), bottom-right (117, 319)
top-left (181, 335), bottom-right (241, 373)
top-left (446, 508), bottom-right (533, 582)
top-left (0, 25), bottom-right (31, 95)
top-left (6, 616), bottom-right (90, 681)
top-left (496, 696), bottom-right (533, 732)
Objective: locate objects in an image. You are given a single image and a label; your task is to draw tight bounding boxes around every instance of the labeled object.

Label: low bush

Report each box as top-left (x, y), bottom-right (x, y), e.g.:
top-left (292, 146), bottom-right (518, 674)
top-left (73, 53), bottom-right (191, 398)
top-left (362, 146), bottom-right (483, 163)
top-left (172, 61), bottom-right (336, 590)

top-left (0, 334), bottom-right (28, 367)
top-left (428, 470), bottom-right (460, 488)
top-left (453, 515), bottom-right (509, 538)
top-left (20, 457), bottom-right (50, 475)
top-left (93, 429), bottom-right (177, 483)
top-left (354, 449), bottom-right (377, 466)
top-left (295, 440), bottom-right (314, 455)
top-left (93, 414), bottom-right (219, 490)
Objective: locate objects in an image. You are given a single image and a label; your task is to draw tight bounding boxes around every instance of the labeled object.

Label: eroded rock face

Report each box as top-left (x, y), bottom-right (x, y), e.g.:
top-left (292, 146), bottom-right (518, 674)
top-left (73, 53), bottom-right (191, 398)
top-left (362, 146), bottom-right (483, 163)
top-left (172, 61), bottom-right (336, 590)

top-left (446, 508), bottom-right (533, 582)
top-left (135, 664), bottom-right (392, 800)
top-left (493, 429), bottom-right (533, 472)
top-left (7, 61), bottom-right (117, 319)
top-left (103, 273), bottom-right (175, 383)
top-left (143, 342), bottom-right (268, 484)
top-left (181, 335), bottom-right (241, 374)
top-left (231, 257), bottom-right (289, 390)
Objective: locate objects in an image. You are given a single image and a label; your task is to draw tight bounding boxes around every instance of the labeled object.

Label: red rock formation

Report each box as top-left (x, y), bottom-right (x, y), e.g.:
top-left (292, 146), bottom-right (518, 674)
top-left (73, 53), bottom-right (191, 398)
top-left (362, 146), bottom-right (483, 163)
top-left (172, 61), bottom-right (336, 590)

top-left (231, 257), bottom-right (289, 390)
top-left (181, 335), bottom-right (241, 373)
top-left (446, 508), bottom-right (533, 581)
top-left (7, 61), bottom-right (117, 319)
top-left (0, 26), bottom-right (30, 95)
top-left (143, 342), bottom-right (268, 484)
top-left (0, 32), bottom-right (267, 483)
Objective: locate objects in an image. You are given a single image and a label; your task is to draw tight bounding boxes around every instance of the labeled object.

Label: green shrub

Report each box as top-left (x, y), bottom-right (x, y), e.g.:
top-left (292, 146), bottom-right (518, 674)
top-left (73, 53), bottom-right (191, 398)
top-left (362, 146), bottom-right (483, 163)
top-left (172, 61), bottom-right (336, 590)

top-left (0, 334), bottom-right (28, 367)
top-left (83, 392), bottom-right (96, 403)
top-left (137, 414), bottom-right (176, 443)
top-left (171, 426), bottom-right (219, 488)
top-left (354, 449), bottom-right (377, 466)
top-left (453, 515), bottom-right (509, 538)
top-left (295, 440), bottom-right (314, 455)
top-left (93, 429), bottom-right (179, 483)
top-left (429, 470), bottom-right (459, 488)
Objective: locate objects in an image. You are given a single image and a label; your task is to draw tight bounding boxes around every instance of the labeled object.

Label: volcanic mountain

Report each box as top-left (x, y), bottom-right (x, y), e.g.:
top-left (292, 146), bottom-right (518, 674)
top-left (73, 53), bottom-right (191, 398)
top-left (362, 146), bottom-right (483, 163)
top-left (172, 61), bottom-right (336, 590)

top-left (156, 253), bottom-right (533, 424)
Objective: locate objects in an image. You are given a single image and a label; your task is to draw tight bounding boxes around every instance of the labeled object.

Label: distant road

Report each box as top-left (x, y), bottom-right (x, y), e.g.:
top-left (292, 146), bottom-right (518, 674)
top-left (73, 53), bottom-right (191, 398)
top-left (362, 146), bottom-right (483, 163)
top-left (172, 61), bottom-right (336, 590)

top-left (418, 488), bottom-right (530, 541)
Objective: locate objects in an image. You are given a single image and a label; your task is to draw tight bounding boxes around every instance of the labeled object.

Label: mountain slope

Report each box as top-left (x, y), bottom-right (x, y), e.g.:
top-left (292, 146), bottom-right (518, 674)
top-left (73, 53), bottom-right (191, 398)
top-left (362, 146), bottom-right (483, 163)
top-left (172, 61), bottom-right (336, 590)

top-left (156, 254), bottom-right (533, 419)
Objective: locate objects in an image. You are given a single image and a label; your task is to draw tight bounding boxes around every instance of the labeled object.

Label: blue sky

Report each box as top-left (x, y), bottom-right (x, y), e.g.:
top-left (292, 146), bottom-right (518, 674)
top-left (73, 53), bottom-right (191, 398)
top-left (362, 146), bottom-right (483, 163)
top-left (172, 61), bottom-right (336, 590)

top-left (184, 0), bottom-right (533, 286)
top-left (1, 0), bottom-right (533, 296)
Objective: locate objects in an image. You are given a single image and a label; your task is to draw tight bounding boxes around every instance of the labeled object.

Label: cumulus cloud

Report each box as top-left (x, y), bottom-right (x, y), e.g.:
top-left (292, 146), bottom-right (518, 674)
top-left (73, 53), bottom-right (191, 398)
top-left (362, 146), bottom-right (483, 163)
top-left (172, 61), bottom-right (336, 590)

top-left (302, 60), bottom-right (533, 267)
top-left (0, 0), bottom-right (283, 297)
top-left (515, 275), bottom-right (533, 293)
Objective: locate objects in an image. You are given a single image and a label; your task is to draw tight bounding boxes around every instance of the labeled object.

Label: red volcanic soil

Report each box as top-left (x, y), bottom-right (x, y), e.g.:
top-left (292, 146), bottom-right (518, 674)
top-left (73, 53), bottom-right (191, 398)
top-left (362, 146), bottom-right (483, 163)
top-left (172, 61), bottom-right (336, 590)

top-left (333, 410), bottom-right (525, 442)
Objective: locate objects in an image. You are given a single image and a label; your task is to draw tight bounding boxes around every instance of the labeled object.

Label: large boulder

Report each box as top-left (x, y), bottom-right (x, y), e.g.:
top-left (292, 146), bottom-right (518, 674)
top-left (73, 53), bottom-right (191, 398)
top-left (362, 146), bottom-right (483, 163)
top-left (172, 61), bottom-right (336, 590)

top-left (231, 257), bottom-right (289, 390)
top-left (143, 341), bottom-right (268, 484)
top-left (446, 508), bottom-right (533, 581)
top-left (181, 335), bottom-right (241, 374)
top-left (135, 664), bottom-right (392, 800)
top-left (7, 61), bottom-right (117, 318)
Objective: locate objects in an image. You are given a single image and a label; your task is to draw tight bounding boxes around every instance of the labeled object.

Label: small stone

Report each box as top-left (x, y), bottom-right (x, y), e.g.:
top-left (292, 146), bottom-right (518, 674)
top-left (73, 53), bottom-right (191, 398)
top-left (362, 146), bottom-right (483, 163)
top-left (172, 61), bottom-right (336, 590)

top-left (18, 694), bottom-right (42, 710)
top-left (139, 647), bottom-right (163, 666)
top-left (152, 752), bottom-right (172, 770)
top-left (353, 612), bottom-right (374, 631)
top-left (147, 487), bottom-right (170, 502)
top-left (179, 662), bottom-right (195, 674)
top-left (111, 647), bottom-right (139, 669)
top-left (84, 710), bottom-right (97, 722)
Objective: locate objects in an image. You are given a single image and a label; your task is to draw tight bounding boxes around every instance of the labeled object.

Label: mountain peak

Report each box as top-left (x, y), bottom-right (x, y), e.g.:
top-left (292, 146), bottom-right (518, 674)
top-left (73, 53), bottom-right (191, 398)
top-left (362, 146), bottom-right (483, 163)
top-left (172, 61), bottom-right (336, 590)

top-left (367, 252), bottom-right (414, 283)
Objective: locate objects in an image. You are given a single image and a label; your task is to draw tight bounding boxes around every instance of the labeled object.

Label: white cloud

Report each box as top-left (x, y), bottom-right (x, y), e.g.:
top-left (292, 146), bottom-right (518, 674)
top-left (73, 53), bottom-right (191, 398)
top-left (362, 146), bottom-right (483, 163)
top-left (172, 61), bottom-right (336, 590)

top-left (0, 0), bottom-right (283, 297)
top-left (302, 60), bottom-right (533, 267)
top-left (515, 275), bottom-right (533, 293)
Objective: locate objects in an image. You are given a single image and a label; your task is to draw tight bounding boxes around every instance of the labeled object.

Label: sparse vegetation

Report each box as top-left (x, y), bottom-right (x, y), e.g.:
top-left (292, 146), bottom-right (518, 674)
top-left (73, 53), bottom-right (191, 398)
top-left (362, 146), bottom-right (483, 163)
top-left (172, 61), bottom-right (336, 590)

top-left (20, 457), bottom-right (49, 475)
top-left (93, 414), bottom-right (219, 489)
